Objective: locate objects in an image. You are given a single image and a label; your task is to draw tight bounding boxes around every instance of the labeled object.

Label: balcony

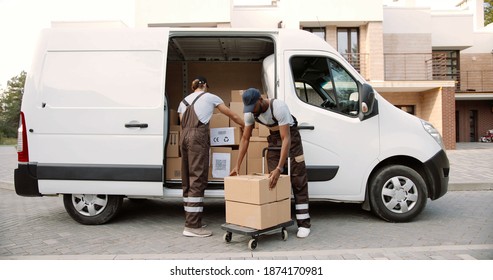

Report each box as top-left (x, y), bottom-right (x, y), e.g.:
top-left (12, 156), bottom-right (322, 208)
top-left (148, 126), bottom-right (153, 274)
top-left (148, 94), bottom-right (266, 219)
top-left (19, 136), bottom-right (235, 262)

top-left (459, 70), bottom-right (493, 93)
top-left (340, 52), bottom-right (493, 92)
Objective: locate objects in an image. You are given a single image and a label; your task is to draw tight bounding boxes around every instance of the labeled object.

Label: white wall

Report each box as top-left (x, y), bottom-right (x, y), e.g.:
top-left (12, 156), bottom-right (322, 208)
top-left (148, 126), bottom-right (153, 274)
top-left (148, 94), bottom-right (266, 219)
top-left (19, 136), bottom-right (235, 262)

top-left (383, 7), bottom-right (431, 33)
top-left (135, 0), bottom-right (231, 27)
top-left (431, 13), bottom-right (474, 49)
top-left (462, 31), bottom-right (493, 53)
top-left (298, 0), bottom-right (383, 23)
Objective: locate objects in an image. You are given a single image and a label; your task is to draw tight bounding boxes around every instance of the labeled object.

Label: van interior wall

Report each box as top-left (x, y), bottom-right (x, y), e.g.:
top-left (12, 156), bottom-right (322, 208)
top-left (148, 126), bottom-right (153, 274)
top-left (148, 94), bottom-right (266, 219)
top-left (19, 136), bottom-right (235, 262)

top-left (166, 61), bottom-right (263, 110)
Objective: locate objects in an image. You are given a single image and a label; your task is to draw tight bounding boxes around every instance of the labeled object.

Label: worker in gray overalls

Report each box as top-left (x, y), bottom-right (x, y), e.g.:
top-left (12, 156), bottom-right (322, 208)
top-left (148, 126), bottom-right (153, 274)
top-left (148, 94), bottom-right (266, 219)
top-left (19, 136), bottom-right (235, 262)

top-left (230, 88), bottom-right (311, 238)
top-left (178, 76), bottom-right (244, 237)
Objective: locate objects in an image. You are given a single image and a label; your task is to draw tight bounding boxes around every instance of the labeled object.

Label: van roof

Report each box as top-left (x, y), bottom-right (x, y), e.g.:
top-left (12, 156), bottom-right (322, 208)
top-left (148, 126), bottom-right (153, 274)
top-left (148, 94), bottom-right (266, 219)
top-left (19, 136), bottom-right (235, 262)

top-left (38, 27), bottom-right (336, 62)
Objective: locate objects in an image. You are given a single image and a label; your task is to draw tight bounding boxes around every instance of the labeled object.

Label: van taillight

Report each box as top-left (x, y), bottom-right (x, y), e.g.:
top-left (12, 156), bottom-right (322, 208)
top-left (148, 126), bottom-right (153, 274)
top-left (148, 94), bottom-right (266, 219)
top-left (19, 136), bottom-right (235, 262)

top-left (17, 112), bottom-right (29, 163)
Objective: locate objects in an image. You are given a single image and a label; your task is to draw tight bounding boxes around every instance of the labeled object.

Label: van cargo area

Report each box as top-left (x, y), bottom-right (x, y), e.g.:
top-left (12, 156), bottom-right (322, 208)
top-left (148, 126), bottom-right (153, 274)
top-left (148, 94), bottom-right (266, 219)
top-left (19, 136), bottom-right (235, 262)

top-left (163, 35), bottom-right (275, 188)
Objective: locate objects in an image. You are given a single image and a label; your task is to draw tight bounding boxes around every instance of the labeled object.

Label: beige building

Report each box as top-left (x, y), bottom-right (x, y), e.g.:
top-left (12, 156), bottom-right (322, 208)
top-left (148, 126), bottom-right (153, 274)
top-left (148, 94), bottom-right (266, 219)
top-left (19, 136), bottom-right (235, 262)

top-left (135, 0), bottom-right (493, 149)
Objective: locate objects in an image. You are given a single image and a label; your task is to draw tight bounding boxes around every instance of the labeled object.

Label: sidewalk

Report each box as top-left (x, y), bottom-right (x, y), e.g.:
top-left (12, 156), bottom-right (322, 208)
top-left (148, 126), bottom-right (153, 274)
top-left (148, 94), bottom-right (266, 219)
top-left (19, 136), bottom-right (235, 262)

top-left (447, 142), bottom-right (493, 190)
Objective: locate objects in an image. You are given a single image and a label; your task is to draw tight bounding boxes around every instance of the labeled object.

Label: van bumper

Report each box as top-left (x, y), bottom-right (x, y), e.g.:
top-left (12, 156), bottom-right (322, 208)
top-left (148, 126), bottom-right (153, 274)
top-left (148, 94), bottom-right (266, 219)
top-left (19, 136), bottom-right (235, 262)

top-left (424, 149), bottom-right (449, 200)
top-left (14, 163), bottom-right (41, 197)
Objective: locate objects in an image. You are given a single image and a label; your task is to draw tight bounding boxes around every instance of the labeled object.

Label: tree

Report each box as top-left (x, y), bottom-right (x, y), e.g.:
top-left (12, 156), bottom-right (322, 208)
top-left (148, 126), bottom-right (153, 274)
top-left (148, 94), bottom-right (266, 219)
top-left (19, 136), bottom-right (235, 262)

top-left (0, 71), bottom-right (26, 139)
top-left (486, 0), bottom-right (493, 26)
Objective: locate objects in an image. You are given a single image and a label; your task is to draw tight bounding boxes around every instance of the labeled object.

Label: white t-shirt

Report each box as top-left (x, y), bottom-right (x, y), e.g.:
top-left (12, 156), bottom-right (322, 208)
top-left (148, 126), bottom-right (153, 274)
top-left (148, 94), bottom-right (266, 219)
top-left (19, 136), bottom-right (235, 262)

top-left (244, 99), bottom-right (294, 128)
top-left (177, 92), bottom-right (224, 124)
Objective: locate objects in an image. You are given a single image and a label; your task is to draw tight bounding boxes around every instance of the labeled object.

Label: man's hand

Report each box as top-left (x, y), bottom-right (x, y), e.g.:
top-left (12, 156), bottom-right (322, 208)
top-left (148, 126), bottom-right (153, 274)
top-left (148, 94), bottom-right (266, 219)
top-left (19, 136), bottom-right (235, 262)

top-left (229, 167), bottom-right (239, 176)
top-left (268, 168), bottom-right (281, 189)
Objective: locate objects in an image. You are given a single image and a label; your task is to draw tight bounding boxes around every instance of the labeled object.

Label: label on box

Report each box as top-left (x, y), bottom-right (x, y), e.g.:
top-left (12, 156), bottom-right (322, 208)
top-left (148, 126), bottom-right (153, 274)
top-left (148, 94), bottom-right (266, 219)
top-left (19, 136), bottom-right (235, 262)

top-left (212, 152), bottom-right (231, 178)
top-left (210, 127), bottom-right (239, 146)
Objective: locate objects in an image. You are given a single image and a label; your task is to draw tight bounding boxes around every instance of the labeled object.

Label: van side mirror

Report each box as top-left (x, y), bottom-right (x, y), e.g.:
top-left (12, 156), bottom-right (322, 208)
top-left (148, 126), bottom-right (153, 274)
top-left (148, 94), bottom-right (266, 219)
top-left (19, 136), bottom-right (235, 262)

top-left (359, 83), bottom-right (375, 120)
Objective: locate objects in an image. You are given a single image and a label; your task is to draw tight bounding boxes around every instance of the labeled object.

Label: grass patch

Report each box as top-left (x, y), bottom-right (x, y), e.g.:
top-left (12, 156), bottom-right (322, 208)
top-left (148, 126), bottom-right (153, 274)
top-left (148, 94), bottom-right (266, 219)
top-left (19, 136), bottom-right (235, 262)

top-left (0, 137), bottom-right (17, 145)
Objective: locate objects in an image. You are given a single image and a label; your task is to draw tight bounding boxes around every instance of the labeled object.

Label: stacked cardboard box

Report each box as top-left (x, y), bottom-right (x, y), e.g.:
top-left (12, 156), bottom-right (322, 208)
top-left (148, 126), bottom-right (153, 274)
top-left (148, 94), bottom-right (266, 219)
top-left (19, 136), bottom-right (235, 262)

top-left (224, 174), bottom-right (291, 230)
top-left (247, 137), bottom-right (269, 174)
top-left (166, 110), bottom-right (182, 180)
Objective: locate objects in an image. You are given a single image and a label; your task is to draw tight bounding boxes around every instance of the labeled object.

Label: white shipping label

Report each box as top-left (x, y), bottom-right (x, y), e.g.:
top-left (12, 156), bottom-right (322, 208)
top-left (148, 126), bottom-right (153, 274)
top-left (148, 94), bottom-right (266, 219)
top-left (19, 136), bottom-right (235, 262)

top-left (212, 152), bottom-right (231, 178)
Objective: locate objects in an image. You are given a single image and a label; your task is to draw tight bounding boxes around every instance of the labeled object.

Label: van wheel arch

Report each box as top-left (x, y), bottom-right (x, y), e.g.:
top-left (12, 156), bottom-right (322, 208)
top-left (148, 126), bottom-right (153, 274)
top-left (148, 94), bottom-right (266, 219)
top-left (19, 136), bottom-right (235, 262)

top-left (368, 163), bottom-right (428, 222)
top-left (63, 194), bottom-right (123, 225)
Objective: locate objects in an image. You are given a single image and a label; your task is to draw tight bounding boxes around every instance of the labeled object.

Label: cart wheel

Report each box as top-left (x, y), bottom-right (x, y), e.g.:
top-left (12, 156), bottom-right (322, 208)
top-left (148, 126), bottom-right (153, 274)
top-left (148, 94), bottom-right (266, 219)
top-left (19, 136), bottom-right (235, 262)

top-left (223, 232), bottom-right (232, 243)
top-left (248, 238), bottom-right (258, 250)
top-left (281, 228), bottom-right (288, 241)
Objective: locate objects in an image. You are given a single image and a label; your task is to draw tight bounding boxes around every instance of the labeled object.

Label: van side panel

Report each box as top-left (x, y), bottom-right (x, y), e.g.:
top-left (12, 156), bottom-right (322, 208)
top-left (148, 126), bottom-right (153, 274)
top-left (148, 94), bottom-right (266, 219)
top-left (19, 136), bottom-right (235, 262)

top-left (20, 29), bottom-right (169, 196)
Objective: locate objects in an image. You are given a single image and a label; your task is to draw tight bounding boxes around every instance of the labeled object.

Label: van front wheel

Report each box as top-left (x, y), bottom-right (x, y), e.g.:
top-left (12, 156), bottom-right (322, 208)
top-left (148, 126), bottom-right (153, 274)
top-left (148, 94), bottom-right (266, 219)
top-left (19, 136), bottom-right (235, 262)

top-left (369, 165), bottom-right (427, 222)
top-left (63, 194), bottom-right (123, 225)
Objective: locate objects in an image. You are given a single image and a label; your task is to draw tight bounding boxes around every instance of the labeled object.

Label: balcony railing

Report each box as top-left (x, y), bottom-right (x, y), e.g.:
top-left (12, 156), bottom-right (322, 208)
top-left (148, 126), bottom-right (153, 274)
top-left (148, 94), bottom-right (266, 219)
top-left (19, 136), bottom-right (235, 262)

top-left (339, 53), bottom-right (368, 77)
top-left (459, 70), bottom-right (493, 92)
top-left (340, 52), bottom-right (493, 92)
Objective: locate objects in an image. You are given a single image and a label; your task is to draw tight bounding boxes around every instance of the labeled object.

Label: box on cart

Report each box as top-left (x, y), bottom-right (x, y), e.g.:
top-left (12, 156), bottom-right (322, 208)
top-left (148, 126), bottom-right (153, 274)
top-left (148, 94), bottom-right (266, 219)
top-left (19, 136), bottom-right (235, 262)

top-left (224, 174), bottom-right (291, 229)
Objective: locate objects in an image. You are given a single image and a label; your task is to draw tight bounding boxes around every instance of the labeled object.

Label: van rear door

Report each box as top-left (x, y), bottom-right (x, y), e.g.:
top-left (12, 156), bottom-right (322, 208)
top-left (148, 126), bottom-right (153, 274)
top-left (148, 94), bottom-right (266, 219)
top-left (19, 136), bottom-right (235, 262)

top-left (27, 28), bottom-right (169, 196)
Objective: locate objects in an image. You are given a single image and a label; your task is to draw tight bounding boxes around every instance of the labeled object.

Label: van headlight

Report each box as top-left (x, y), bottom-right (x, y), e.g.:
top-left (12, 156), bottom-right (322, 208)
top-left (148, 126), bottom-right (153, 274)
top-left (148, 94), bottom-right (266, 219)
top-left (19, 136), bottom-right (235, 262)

top-left (421, 120), bottom-right (444, 149)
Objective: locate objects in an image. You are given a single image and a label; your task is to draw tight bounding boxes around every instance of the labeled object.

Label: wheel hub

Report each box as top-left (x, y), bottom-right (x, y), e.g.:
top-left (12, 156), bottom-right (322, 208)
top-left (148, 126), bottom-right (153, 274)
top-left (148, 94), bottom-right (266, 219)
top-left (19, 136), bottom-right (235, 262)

top-left (382, 176), bottom-right (418, 214)
top-left (72, 194), bottom-right (108, 217)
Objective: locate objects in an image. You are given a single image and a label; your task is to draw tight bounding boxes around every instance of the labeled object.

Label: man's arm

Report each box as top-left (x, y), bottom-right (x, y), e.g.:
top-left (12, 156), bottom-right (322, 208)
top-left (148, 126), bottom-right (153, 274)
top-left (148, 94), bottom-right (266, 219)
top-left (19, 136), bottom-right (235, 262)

top-left (216, 103), bottom-right (245, 128)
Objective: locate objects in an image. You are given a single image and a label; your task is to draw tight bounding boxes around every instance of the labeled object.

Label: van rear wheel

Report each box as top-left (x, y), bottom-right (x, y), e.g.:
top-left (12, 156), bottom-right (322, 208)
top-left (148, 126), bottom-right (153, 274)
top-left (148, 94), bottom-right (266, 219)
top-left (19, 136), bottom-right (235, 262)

top-left (63, 194), bottom-right (123, 225)
top-left (369, 165), bottom-right (427, 222)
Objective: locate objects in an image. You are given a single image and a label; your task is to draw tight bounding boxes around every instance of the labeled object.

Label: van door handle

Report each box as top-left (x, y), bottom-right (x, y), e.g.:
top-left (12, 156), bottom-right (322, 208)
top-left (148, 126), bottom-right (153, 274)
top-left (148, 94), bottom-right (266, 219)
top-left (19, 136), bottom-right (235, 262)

top-left (125, 123), bottom-right (148, 128)
top-left (298, 125), bottom-right (314, 130)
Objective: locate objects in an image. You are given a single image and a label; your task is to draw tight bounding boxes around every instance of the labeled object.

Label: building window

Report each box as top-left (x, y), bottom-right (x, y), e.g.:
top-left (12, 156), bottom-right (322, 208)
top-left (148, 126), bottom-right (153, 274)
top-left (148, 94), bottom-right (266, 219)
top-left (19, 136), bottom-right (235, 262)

top-left (303, 27), bottom-right (325, 40)
top-left (395, 105), bottom-right (415, 115)
top-left (433, 50), bottom-right (460, 89)
top-left (337, 28), bottom-right (360, 71)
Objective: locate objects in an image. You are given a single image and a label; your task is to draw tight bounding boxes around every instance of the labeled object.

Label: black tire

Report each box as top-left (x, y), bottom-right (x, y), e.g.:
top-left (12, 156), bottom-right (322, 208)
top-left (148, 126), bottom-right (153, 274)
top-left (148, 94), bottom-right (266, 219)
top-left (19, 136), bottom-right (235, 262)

top-left (248, 239), bottom-right (258, 250)
top-left (223, 232), bottom-right (232, 243)
top-left (369, 165), bottom-right (427, 222)
top-left (63, 194), bottom-right (123, 225)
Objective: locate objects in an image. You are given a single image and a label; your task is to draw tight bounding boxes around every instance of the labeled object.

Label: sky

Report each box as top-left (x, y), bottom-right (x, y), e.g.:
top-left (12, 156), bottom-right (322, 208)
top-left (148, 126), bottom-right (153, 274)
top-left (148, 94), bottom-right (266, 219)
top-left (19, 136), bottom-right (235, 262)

top-left (0, 0), bottom-right (134, 88)
top-left (0, 0), bottom-right (462, 89)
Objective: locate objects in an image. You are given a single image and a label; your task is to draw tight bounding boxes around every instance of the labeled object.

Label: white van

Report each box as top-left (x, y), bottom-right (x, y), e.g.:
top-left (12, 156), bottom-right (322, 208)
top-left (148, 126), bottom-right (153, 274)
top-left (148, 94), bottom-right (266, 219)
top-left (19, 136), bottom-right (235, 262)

top-left (15, 27), bottom-right (449, 225)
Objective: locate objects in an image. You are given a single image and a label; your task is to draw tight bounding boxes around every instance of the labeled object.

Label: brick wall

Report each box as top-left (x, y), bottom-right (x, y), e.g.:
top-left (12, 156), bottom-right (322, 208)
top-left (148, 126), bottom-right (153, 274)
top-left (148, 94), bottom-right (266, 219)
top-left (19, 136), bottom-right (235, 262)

top-left (380, 87), bottom-right (456, 150)
top-left (441, 87), bottom-right (456, 150)
top-left (456, 100), bottom-right (493, 142)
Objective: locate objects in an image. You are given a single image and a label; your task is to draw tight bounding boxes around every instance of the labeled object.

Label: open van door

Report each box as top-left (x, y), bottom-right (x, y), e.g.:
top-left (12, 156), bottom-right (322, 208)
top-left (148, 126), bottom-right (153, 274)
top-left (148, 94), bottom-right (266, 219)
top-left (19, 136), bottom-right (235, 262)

top-left (282, 50), bottom-right (380, 201)
top-left (21, 28), bottom-right (169, 224)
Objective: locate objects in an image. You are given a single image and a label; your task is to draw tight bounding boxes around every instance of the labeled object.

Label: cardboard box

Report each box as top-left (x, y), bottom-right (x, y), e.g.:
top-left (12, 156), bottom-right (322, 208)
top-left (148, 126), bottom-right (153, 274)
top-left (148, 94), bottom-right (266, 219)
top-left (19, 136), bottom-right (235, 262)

top-left (209, 147), bottom-right (246, 180)
top-left (224, 174), bottom-right (291, 204)
top-left (169, 109), bottom-right (179, 125)
top-left (229, 102), bottom-right (244, 127)
top-left (225, 199), bottom-right (291, 230)
top-left (166, 157), bottom-right (182, 180)
top-left (210, 113), bottom-right (229, 128)
top-left (166, 131), bottom-right (180, 158)
top-left (169, 125), bottom-right (181, 132)
top-left (247, 157), bottom-right (268, 174)
top-left (247, 137), bottom-right (268, 159)
top-left (231, 90), bottom-right (245, 103)
top-left (258, 124), bottom-right (270, 137)
top-left (210, 127), bottom-right (241, 146)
